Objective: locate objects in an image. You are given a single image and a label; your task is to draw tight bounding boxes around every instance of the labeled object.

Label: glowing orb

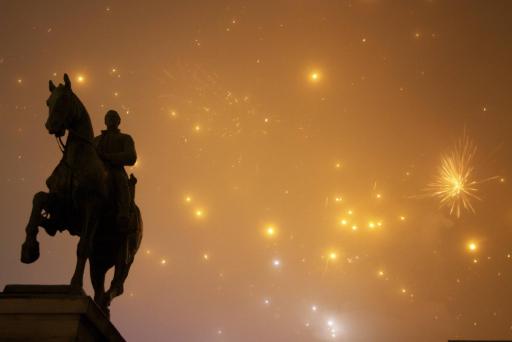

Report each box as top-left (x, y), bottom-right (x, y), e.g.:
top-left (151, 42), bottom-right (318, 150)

top-left (309, 70), bottom-right (321, 83)
top-left (467, 241), bottom-right (478, 252)
top-left (265, 225), bottom-right (276, 238)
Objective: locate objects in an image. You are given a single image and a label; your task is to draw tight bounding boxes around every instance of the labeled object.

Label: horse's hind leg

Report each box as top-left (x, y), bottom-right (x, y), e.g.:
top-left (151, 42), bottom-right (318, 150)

top-left (21, 191), bottom-right (49, 264)
top-left (90, 260), bottom-right (109, 315)
top-left (70, 208), bottom-right (96, 290)
top-left (104, 246), bottom-right (132, 307)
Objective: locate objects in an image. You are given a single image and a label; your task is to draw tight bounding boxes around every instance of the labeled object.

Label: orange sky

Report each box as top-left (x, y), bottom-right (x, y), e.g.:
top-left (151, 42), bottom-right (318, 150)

top-left (1, 1), bottom-right (512, 341)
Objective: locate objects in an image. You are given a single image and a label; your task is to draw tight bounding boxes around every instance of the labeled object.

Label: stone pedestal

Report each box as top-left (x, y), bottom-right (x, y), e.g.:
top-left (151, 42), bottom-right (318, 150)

top-left (0, 284), bottom-right (125, 341)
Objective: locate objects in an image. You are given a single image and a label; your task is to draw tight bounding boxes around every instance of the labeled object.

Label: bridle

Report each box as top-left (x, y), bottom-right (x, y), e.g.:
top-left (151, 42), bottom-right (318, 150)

top-left (55, 128), bottom-right (94, 154)
top-left (56, 135), bottom-right (66, 153)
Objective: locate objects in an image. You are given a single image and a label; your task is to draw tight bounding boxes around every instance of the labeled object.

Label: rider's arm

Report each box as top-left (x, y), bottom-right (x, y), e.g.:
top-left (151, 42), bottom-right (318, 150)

top-left (103, 136), bottom-right (137, 166)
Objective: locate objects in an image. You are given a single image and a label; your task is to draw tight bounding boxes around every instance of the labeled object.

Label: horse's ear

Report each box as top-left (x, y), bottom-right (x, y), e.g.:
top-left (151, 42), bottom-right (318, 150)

top-left (63, 73), bottom-right (72, 89)
top-left (49, 80), bottom-right (56, 92)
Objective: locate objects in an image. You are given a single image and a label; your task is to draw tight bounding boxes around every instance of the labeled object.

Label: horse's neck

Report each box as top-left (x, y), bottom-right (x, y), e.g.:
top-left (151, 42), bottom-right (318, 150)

top-left (64, 97), bottom-right (97, 166)
top-left (69, 97), bottom-right (94, 141)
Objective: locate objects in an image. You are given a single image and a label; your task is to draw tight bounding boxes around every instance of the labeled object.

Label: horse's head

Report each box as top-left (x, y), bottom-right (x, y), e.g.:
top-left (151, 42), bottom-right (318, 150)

top-left (45, 73), bottom-right (76, 137)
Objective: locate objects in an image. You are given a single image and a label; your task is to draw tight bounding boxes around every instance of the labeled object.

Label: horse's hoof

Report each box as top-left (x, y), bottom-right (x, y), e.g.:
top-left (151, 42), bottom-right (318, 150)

top-left (21, 240), bottom-right (40, 264)
top-left (101, 306), bottom-right (111, 319)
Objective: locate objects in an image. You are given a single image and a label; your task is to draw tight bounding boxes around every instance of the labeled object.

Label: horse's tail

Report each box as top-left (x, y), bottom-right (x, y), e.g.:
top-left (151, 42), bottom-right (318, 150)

top-left (126, 204), bottom-right (143, 264)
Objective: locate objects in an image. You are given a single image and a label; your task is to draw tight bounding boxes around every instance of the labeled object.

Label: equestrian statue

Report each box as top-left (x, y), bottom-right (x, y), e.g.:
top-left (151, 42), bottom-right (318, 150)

top-left (20, 73), bottom-right (143, 317)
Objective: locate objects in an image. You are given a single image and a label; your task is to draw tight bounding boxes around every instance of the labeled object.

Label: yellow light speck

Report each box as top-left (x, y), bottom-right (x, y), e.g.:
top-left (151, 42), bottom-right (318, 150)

top-left (467, 241), bottom-right (478, 252)
top-left (310, 72), bottom-right (320, 82)
top-left (265, 225), bottom-right (276, 238)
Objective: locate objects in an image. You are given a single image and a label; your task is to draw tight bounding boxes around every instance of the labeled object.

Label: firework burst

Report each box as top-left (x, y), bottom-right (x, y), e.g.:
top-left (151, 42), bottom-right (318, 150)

top-left (428, 134), bottom-right (482, 218)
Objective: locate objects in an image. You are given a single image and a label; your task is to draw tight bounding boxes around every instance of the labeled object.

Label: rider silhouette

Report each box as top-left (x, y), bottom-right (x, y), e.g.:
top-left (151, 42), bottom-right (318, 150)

top-left (94, 110), bottom-right (137, 230)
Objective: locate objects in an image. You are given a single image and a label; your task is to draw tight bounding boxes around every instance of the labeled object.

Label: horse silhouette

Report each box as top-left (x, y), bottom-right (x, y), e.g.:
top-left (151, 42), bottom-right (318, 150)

top-left (21, 73), bottom-right (143, 316)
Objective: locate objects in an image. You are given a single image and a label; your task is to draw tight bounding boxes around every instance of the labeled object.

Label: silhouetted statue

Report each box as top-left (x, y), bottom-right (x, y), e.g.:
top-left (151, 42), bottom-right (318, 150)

top-left (20, 73), bottom-right (143, 316)
top-left (94, 110), bottom-right (137, 231)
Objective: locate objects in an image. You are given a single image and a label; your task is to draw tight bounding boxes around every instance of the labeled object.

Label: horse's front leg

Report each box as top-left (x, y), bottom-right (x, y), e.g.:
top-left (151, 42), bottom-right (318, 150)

top-left (21, 191), bottom-right (50, 264)
top-left (70, 204), bottom-right (97, 289)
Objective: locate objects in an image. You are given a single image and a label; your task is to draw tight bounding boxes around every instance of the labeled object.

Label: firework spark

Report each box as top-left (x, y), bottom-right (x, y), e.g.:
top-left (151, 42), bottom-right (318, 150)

top-left (428, 134), bottom-right (481, 217)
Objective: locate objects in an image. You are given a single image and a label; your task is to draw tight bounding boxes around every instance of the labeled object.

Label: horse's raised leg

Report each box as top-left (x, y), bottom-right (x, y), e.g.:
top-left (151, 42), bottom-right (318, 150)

top-left (21, 191), bottom-right (49, 264)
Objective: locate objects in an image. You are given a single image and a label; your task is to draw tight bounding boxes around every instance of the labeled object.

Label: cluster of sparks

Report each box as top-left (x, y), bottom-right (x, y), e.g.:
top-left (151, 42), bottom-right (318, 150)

top-left (129, 128), bottom-right (497, 339)
top-left (428, 134), bottom-right (486, 218)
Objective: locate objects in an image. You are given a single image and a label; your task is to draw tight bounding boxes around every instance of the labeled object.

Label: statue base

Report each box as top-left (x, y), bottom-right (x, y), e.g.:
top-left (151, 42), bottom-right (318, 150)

top-left (0, 284), bottom-right (125, 341)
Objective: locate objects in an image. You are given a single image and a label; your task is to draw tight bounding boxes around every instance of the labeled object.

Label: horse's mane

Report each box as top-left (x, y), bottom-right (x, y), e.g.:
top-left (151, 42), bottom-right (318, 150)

top-left (69, 91), bottom-right (94, 141)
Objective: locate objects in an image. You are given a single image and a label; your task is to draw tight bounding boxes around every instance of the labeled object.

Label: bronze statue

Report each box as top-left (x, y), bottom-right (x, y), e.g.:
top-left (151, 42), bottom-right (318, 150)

top-left (20, 74), bottom-right (143, 316)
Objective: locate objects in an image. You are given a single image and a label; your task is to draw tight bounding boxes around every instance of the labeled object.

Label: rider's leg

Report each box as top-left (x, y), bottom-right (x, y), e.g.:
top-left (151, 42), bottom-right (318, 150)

top-left (112, 170), bottom-right (131, 231)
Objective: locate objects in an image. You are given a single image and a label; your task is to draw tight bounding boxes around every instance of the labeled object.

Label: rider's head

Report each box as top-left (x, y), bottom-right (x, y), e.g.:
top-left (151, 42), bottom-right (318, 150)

top-left (105, 110), bottom-right (121, 130)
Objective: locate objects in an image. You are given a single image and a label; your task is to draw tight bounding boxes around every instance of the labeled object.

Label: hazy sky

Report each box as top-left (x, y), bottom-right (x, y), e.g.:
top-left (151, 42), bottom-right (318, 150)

top-left (1, 1), bottom-right (512, 341)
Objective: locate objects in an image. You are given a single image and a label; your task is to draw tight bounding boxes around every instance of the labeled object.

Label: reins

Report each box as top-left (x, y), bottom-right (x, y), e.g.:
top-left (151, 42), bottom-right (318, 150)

top-left (54, 128), bottom-right (94, 154)
top-left (56, 136), bottom-right (66, 153)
